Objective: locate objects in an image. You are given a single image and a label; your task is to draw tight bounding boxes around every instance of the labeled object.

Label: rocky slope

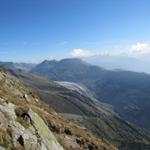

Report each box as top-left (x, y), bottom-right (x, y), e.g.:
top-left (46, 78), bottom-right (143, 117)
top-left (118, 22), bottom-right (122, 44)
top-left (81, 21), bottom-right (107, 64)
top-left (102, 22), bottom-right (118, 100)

top-left (7, 68), bottom-right (150, 150)
top-left (0, 68), bottom-right (117, 150)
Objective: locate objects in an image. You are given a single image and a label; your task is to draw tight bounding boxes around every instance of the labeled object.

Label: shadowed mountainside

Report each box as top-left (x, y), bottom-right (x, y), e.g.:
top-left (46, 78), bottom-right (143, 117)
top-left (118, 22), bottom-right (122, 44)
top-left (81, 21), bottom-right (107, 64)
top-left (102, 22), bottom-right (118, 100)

top-left (31, 58), bottom-right (150, 129)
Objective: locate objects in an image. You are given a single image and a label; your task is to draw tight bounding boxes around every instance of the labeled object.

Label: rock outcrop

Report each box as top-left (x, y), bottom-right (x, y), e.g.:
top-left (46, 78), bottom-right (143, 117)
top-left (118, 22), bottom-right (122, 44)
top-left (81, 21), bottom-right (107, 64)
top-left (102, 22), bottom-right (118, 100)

top-left (0, 102), bottom-right (64, 150)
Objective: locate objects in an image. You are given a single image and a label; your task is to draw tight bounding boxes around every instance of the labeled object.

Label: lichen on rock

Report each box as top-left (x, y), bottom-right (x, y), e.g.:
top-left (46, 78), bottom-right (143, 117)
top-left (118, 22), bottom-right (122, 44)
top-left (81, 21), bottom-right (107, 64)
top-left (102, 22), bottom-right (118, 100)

top-left (28, 109), bottom-right (64, 150)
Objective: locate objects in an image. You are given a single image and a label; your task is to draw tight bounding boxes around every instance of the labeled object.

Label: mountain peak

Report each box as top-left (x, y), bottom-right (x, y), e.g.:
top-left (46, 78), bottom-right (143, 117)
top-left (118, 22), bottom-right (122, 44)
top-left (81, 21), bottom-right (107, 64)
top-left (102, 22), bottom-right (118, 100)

top-left (41, 58), bottom-right (86, 65)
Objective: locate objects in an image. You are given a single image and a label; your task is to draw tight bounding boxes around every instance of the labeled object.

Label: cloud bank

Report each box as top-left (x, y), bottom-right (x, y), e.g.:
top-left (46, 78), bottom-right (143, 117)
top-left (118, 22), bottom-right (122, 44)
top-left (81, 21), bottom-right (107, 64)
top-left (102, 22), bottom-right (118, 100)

top-left (69, 42), bottom-right (150, 59)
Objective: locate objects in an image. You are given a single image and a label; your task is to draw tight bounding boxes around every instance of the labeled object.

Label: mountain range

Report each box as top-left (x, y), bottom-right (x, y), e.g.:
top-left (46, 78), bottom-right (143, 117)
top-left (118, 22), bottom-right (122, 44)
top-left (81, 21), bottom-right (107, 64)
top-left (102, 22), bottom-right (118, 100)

top-left (1, 58), bottom-right (150, 149)
top-left (5, 65), bottom-right (150, 150)
top-left (0, 62), bottom-right (36, 71)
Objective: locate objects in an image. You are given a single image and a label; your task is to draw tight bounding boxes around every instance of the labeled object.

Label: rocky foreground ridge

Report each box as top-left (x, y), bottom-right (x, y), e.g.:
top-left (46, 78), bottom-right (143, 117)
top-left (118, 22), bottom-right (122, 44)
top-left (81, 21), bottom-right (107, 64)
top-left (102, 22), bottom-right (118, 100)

top-left (0, 68), bottom-right (117, 150)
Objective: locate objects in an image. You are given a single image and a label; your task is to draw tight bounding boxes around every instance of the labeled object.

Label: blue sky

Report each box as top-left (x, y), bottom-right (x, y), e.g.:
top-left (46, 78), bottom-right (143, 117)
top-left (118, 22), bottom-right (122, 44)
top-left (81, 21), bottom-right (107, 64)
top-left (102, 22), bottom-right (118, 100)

top-left (0, 0), bottom-right (150, 62)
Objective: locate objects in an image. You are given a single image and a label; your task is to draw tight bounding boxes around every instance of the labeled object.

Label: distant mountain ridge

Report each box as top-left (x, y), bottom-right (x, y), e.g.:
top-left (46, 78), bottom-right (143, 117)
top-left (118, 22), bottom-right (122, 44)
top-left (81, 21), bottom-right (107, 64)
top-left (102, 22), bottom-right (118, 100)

top-left (31, 58), bottom-right (105, 81)
top-left (0, 61), bottom-right (36, 71)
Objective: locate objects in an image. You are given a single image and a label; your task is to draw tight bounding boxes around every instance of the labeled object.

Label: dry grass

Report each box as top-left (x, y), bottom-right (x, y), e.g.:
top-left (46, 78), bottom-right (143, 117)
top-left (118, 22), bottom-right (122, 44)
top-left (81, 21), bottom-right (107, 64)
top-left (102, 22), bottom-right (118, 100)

top-left (28, 103), bottom-right (117, 150)
top-left (16, 117), bottom-right (30, 129)
top-left (0, 129), bottom-right (14, 150)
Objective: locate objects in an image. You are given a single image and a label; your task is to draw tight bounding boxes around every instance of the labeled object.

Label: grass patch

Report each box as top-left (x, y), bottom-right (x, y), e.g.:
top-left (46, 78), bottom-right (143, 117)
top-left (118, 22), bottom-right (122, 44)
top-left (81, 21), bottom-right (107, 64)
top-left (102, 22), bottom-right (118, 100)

top-left (0, 129), bottom-right (14, 150)
top-left (16, 117), bottom-right (30, 129)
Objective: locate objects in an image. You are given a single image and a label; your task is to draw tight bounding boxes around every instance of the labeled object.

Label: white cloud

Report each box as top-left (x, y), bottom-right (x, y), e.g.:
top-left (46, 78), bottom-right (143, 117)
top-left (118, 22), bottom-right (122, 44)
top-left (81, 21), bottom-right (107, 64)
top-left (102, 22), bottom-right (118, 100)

top-left (130, 42), bottom-right (150, 55)
top-left (69, 42), bottom-right (150, 59)
top-left (70, 49), bottom-right (96, 58)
